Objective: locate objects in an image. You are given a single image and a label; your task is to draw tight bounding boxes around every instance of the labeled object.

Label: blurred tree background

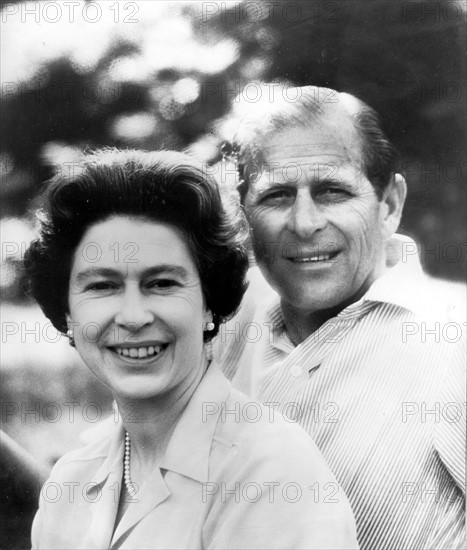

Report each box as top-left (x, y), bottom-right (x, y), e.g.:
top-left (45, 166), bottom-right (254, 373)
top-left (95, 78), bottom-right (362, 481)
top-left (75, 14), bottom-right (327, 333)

top-left (0, 1), bottom-right (465, 547)
top-left (1, 0), bottom-right (466, 289)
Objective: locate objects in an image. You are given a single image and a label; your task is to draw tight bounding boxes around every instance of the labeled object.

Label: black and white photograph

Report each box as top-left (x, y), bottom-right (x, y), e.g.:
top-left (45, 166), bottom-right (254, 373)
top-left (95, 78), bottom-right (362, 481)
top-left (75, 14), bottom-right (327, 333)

top-left (1, 1), bottom-right (465, 549)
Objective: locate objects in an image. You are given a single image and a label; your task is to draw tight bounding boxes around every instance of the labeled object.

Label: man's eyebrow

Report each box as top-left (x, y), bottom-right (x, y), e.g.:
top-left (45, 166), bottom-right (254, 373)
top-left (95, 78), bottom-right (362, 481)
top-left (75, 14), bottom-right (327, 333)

top-left (255, 181), bottom-right (296, 193)
top-left (74, 265), bottom-right (190, 284)
top-left (313, 177), bottom-right (353, 186)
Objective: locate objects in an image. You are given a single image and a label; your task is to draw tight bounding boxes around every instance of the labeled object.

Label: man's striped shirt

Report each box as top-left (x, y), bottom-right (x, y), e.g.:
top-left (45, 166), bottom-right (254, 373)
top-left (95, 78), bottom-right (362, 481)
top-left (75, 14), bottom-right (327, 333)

top-left (213, 235), bottom-right (466, 550)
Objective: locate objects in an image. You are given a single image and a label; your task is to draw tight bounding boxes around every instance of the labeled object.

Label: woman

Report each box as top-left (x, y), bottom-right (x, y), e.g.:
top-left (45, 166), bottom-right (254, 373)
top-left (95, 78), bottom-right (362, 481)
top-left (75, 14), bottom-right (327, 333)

top-left (25, 149), bottom-right (358, 549)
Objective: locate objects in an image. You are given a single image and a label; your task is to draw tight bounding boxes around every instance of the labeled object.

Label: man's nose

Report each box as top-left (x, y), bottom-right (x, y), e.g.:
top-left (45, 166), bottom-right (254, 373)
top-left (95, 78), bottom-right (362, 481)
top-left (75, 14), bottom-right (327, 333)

top-left (287, 192), bottom-right (326, 238)
top-left (114, 288), bottom-right (154, 331)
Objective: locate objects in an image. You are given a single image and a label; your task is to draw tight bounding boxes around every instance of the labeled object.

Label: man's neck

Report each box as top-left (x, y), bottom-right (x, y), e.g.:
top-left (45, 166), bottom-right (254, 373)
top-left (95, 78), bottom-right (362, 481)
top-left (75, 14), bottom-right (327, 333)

top-left (280, 278), bottom-right (381, 346)
top-left (280, 301), bottom-right (346, 346)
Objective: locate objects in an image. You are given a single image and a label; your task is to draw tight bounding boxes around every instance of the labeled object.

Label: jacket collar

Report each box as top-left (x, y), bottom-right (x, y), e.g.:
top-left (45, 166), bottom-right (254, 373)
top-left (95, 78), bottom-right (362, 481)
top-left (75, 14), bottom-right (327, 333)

top-left (160, 363), bottom-right (230, 482)
top-left (87, 363), bottom-right (231, 489)
top-left (86, 420), bottom-right (125, 489)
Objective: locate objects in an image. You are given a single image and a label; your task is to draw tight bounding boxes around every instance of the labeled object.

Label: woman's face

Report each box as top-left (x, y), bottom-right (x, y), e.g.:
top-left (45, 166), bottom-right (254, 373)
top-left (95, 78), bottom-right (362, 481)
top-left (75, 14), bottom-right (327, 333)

top-left (67, 215), bottom-right (212, 401)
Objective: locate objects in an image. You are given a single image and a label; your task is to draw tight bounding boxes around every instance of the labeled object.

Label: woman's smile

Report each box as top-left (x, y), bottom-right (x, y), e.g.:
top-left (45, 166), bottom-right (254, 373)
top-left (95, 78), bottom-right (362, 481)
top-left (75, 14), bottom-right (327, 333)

top-left (67, 216), bottom-right (212, 401)
top-left (109, 342), bottom-right (168, 359)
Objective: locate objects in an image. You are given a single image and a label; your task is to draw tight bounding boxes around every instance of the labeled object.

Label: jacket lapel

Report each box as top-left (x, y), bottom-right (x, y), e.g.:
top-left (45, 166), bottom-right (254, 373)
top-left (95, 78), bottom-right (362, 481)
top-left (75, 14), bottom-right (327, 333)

top-left (83, 427), bottom-right (124, 549)
top-left (111, 467), bottom-right (171, 547)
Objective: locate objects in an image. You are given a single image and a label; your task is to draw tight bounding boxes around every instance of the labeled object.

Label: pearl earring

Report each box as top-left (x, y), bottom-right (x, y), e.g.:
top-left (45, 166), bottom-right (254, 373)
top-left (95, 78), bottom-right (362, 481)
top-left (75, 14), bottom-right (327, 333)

top-left (67, 329), bottom-right (75, 348)
top-left (204, 322), bottom-right (215, 332)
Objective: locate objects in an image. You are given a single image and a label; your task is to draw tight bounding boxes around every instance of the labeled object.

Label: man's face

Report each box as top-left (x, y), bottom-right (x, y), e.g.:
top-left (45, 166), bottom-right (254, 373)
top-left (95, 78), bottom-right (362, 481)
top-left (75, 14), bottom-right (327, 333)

top-left (244, 117), bottom-right (390, 314)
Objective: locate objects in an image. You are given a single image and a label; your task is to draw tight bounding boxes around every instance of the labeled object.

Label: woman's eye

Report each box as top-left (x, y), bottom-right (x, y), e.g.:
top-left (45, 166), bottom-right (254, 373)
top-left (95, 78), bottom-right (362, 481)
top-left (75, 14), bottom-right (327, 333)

top-left (147, 279), bottom-right (179, 289)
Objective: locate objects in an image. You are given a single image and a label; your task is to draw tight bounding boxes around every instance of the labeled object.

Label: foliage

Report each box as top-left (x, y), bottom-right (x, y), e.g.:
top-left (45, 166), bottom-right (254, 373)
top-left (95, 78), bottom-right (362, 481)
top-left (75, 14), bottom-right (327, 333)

top-left (1, 1), bottom-right (465, 287)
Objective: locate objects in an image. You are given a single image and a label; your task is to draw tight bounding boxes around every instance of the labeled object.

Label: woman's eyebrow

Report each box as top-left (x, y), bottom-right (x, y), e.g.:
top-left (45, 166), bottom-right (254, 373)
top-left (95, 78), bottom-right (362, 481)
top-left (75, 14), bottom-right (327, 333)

top-left (75, 267), bottom-right (118, 284)
top-left (75, 265), bottom-right (190, 283)
top-left (142, 265), bottom-right (190, 280)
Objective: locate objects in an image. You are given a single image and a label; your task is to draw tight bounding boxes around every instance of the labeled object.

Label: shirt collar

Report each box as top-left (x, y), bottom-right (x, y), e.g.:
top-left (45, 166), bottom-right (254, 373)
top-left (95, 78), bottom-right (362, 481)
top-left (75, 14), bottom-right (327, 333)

top-left (361, 233), bottom-right (429, 317)
top-left (263, 300), bottom-right (293, 350)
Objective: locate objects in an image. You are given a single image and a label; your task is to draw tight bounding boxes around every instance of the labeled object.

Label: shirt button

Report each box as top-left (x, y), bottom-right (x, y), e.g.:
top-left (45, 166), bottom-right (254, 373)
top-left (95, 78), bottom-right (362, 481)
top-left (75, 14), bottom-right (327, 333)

top-left (290, 364), bottom-right (302, 377)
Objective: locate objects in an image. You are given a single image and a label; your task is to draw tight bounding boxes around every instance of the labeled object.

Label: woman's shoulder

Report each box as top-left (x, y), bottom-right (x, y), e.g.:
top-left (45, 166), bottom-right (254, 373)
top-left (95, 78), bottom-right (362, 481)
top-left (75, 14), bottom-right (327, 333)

top-left (46, 417), bottom-right (118, 482)
top-left (210, 386), bottom-right (330, 479)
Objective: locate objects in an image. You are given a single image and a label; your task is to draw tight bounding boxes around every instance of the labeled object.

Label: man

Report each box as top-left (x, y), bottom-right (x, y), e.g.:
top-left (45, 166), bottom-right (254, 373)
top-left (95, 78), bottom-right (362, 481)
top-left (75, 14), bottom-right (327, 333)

top-left (214, 85), bottom-right (465, 550)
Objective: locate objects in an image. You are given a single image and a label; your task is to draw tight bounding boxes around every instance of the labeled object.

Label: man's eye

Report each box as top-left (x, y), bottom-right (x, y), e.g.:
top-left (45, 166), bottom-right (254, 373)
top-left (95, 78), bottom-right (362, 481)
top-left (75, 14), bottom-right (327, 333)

top-left (261, 189), bottom-right (293, 203)
top-left (320, 187), bottom-right (350, 198)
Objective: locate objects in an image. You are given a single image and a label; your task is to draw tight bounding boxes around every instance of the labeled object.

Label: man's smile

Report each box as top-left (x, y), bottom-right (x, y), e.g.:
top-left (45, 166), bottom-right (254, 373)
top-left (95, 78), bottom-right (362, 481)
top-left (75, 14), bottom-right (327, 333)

top-left (283, 248), bottom-right (340, 263)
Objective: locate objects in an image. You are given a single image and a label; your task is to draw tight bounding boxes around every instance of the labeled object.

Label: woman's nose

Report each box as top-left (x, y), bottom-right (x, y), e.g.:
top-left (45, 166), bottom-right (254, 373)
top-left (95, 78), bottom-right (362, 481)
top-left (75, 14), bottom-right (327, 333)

top-left (114, 288), bottom-right (154, 331)
top-left (286, 192), bottom-right (327, 238)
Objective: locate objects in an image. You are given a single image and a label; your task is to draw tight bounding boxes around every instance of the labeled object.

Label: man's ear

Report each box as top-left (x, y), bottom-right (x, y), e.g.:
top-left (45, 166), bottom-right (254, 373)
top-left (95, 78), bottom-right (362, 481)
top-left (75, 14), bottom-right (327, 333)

top-left (381, 173), bottom-right (407, 237)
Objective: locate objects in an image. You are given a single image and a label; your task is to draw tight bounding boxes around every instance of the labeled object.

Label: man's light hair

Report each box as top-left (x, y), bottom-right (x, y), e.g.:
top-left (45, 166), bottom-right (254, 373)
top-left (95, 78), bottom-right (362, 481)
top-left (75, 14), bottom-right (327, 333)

top-left (228, 84), bottom-right (397, 201)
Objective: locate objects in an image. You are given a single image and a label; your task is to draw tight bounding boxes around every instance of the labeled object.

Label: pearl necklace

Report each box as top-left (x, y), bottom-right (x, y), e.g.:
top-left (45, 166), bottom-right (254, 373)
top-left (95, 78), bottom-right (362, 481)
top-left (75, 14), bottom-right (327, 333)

top-left (124, 431), bottom-right (137, 498)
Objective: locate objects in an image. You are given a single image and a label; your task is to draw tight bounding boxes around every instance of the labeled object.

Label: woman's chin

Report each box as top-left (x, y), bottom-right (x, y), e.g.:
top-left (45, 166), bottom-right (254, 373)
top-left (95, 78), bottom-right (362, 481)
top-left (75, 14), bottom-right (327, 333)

top-left (112, 382), bottom-right (169, 403)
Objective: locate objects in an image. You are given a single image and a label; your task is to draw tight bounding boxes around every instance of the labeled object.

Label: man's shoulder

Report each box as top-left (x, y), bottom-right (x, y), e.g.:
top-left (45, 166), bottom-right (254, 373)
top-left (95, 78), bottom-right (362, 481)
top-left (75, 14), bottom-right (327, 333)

top-left (245, 265), bottom-right (277, 303)
top-left (403, 274), bottom-right (466, 328)
top-left (211, 266), bottom-right (278, 371)
top-left (422, 277), bottom-right (466, 322)
top-left (232, 266), bottom-right (277, 323)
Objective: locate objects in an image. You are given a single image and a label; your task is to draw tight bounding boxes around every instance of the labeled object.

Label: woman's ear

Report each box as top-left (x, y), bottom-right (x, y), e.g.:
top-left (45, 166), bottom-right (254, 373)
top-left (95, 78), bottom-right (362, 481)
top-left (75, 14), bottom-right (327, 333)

top-left (203, 309), bottom-right (213, 324)
top-left (381, 173), bottom-right (407, 237)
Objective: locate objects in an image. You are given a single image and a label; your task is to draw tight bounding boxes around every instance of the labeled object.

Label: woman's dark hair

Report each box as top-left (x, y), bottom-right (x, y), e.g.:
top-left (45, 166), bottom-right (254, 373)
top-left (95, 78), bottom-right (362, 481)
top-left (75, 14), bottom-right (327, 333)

top-left (24, 148), bottom-right (249, 341)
